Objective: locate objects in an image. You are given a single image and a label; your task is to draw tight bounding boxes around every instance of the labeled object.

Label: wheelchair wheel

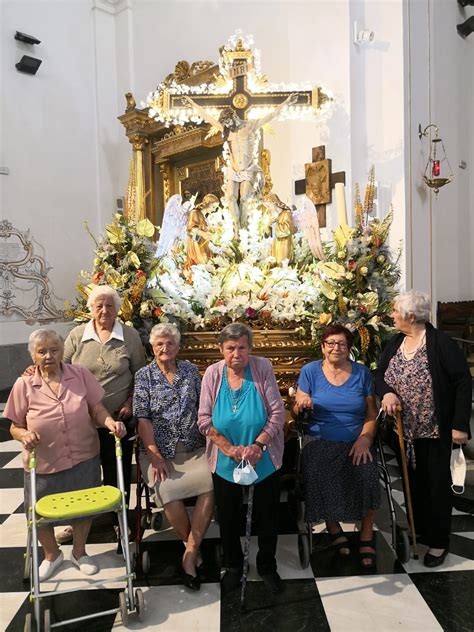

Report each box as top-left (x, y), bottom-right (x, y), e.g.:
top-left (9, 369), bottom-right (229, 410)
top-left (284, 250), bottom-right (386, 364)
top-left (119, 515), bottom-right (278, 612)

top-left (23, 550), bottom-right (31, 582)
top-left (142, 550), bottom-right (151, 574)
top-left (119, 591), bottom-right (129, 625)
top-left (298, 532), bottom-right (311, 569)
top-left (151, 512), bottom-right (163, 531)
top-left (141, 513), bottom-right (151, 530)
top-left (395, 526), bottom-right (410, 564)
top-left (44, 608), bottom-right (51, 632)
top-left (23, 613), bottom-right (31, 632)
top-left (135, 588), bottom-right (146, 621)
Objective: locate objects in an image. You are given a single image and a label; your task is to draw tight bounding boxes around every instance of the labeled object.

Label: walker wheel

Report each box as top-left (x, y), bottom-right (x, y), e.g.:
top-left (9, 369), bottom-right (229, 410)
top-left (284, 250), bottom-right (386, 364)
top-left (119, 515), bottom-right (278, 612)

top-left (23, 551), bottom-right (31, 582)
top-left (298, 532), bottom-right (311, 569)
top-left (395, 526), bottom-right (410, 564)
top-left (44, 608), bottom-right (51, 632)
top-left (135, 588), bottom-right (146, 621)
top-left (23, 613), bottom-right (31, 632)
top-left (142, 550), bottom-right (150, 574)
top-left (151, 512), bottom-right (163, 531)
top-left (141, 514), bottom-right (151, 530)
top-left (119, 591), bottom-right (129, 625)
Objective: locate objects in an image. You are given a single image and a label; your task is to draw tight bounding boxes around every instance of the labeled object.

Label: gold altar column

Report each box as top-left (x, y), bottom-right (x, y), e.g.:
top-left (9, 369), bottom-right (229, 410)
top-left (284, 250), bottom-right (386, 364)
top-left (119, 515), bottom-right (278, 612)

top-left (130, 134), bottom-right (148, 223)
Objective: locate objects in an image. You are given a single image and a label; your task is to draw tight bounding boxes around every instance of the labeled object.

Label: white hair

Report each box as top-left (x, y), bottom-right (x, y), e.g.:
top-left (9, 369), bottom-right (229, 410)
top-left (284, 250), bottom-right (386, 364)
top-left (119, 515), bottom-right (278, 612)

top-left (149, 323), bottom-right (181, 345)
top-left (395, 290), bottom-right (431, 323)
top-left (86, 285), bottom-right (122, 311)
top-left (28, 329), bottom-right (64, 357)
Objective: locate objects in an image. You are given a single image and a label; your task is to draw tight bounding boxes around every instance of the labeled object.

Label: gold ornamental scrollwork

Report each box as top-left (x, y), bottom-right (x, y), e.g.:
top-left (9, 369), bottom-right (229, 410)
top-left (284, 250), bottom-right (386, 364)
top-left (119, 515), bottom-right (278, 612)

top-left (130, 134), bottom-right (148, 151)
top-left (159, 162), bottom-right (172, 204)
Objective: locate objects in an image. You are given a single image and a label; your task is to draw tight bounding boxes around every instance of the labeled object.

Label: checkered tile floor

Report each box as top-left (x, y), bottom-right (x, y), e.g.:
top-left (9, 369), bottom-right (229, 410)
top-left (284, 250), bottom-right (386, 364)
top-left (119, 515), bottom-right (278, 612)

top-left (1, 404), bottom-right (473, 631)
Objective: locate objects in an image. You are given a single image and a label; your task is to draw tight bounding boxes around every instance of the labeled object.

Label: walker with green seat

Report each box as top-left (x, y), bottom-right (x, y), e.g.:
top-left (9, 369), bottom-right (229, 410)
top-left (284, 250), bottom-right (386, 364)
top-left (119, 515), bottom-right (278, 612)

top-left (23, 435), bottom-right (145, 631)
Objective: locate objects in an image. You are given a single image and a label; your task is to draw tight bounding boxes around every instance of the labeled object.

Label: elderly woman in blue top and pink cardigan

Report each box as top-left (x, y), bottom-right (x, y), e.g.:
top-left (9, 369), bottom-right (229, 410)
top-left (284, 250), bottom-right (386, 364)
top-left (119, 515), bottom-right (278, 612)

top-left (198, 323), bottom-right (285, 595)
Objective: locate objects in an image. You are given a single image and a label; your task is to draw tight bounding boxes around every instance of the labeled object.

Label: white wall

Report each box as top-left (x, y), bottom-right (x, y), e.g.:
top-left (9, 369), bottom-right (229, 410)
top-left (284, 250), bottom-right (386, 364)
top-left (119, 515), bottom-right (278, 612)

top-left (405, 0), bottom-right (474, 306)
top-left (0, 0), bottom-right (124, 349)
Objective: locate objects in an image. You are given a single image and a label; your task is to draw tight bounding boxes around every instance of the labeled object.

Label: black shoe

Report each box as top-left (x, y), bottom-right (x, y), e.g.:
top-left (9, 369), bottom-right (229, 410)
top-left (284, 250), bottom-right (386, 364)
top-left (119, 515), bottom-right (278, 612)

top-left (260, 571), bottom-right (284, 594)
top-left (221, 567), bottom-right (242, 593)
top-left (181, 564), bottom-right (201, 591)
top-left (423, 549), bottom-right (448, 568)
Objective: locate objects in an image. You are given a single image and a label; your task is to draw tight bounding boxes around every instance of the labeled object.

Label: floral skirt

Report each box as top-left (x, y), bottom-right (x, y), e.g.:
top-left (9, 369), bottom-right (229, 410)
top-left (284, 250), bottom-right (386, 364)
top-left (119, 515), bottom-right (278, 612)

top-left (302, 437), bottom-right (380, 523)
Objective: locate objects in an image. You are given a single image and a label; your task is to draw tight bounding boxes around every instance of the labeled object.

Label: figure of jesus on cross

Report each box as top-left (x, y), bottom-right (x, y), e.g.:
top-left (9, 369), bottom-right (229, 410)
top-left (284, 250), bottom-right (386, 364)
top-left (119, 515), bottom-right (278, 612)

top-left (184, 94), bottom-right (297, 230)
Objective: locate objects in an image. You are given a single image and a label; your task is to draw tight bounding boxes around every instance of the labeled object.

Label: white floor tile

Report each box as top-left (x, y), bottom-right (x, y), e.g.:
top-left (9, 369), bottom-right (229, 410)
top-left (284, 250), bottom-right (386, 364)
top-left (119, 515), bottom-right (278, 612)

top-left (317, 574), bottom-right (443, 631)
top-left (0, 513), bottom-right (28, 547)
top-left (112, 584), bottom-right (221, 631)
top-left (0, 440), bottom-right (21, 452)
top-left (39, 543), bottom-right (135, 591)
top-left (0, 592), bottom-right (28, 630)
top-left (0, 488), bottom-right (24, 513)
top-left (453, 531), bottom-right (474, 540)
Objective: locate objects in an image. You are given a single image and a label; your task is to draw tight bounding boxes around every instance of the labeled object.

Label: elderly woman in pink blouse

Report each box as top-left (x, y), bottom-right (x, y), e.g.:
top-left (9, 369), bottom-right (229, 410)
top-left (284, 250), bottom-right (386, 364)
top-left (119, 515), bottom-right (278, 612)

top-left (198, 323), bottom-right (285, 595)
top-left (5, 329), bottom-right (126, 581)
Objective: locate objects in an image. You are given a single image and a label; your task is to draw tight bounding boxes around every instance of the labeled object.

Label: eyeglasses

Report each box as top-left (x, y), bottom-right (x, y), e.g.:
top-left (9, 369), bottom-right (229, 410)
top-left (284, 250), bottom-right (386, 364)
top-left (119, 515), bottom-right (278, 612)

top-left (324, 340), bottom-right (347, 349)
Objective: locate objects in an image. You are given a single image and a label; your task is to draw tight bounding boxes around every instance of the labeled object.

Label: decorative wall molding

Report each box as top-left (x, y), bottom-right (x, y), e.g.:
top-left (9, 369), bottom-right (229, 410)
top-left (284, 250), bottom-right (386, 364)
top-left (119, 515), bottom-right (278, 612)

top-left (0, 220), bottom-right (65, 324)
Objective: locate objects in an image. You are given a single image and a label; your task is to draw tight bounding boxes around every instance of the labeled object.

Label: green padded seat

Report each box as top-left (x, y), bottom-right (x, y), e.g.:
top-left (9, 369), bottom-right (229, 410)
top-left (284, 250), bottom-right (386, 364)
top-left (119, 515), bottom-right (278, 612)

top-left (35, 485), bottom-right (122, 520)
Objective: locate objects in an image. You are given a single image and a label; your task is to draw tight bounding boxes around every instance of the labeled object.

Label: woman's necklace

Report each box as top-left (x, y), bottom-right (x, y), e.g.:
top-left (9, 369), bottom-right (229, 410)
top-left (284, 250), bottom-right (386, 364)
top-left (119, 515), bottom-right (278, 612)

top-left (402, 331), bottom-right (426, 359)
top-left (227, 371), bottom-right (244, 413)
top-left (229, 385), bottom-right (243, 413)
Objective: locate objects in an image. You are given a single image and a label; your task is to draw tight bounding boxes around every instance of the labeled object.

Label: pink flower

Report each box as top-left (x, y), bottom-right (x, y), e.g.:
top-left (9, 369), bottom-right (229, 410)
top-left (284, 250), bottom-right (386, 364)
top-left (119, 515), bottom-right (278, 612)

top-left (245, 307), bottom-right (258, 319)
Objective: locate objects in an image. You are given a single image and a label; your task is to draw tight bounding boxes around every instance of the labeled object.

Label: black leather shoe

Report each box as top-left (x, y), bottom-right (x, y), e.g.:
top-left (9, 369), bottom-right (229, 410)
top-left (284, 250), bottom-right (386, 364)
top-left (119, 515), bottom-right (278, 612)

top-left (181, 565), bottom-right (201, 591)
top-left (260, 571), bottom-right (284, 594)
top-left (221, 567), bottom-right (242, 593)
top-left (423, 549), bottom-right (448, 568)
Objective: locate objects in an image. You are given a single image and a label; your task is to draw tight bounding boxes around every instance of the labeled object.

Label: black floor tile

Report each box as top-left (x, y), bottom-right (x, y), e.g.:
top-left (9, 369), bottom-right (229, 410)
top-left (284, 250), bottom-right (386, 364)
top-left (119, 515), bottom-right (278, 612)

top-left (133, 537), bottom-right (221, 587)
top-left (410, 570), bottom-right (474, 632)
top-left (0, 547), bottom-right (30, 592)
top-left (449, 533), bottom-right (474, 560)
top-left (221, 578), bottom-right (330, 632)
top-left (0, 468), bottom-right (24, 488)
top-left (309, 530), bottom-right (405, 578)
top-left (7, 589), bottom-right (120, 632)
top-left (0, 453), bottom-right (19, 468)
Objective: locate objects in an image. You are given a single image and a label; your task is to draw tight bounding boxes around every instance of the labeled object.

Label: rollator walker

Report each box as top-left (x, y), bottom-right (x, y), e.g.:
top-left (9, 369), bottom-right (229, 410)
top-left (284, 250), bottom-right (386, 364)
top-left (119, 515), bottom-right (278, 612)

top-left (23, 435), bottom-right (145, 631)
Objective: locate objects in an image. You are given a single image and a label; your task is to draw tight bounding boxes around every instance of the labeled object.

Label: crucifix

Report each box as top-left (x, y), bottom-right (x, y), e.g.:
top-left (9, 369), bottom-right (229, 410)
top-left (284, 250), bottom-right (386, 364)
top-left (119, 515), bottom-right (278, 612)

top-left (294, 145), bottom-right (346, 228)
top-left (148, 37), bottom-right (331, 230)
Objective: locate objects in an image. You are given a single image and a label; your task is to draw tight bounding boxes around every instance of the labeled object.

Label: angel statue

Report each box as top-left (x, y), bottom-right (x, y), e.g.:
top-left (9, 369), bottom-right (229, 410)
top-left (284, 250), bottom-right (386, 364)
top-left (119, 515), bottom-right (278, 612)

top-left (183, 93), bottom-right (298, 232)
top-left (155, 191), bottom-right (197, 257)
top-left (293, 195), bottom-right (325, 261)
top-left (263, 193), bottom-right (297, 264)
top-left (186, 193), bottom-right (220, 267)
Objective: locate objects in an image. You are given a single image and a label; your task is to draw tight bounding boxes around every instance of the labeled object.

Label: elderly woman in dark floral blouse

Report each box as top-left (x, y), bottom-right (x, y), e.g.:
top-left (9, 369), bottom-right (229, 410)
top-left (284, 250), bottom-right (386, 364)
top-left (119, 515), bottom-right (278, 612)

top-left (133, 323), bottom-right (214, 591)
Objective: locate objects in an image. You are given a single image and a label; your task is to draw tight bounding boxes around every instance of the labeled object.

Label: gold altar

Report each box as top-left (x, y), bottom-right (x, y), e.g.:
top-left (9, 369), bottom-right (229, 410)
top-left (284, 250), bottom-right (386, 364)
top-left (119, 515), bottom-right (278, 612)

top-left (178, 328), bottom-right (317, 393)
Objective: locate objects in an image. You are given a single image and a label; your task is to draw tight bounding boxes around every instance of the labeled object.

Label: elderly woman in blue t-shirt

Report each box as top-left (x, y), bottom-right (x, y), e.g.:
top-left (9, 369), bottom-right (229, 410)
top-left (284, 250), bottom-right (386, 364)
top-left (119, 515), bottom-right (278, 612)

top-left (293, 324), bottom-right (379, 569)
top-left (133, 323), bottom-right (214, 591)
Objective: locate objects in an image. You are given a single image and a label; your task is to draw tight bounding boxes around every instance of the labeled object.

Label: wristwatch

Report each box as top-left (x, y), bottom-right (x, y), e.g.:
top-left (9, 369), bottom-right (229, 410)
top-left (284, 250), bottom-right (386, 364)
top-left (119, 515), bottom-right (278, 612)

top-left (254, 440), bottom-right (267, 452)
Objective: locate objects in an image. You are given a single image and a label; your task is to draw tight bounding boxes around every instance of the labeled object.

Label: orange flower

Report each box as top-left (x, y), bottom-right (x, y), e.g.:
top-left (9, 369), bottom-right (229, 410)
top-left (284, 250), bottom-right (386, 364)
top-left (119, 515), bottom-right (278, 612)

top-left (152, 307), bottom-right (163, 318)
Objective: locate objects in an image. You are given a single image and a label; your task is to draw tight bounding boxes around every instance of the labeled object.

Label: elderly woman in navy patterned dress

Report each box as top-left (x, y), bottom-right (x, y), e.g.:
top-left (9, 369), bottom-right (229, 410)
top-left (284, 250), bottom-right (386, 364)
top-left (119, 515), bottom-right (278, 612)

top-left (293, 324), bottom-right (380, 569)
top-left (375, 291), bottom-right (471, 567)
top-left (133, 323), bottom-right (214, 591)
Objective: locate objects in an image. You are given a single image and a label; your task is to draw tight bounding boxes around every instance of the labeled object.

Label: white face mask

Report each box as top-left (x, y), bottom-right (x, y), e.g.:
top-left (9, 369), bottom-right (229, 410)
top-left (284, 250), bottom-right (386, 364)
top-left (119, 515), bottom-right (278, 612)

top-left (451, 446), bottom-right (467, 495)
top-left (233, 460), bottom-right (258, 486)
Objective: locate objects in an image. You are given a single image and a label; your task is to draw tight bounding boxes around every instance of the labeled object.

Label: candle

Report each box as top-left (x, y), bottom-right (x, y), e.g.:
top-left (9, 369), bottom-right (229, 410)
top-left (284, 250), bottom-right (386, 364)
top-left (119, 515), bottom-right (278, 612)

top-left (334, 183), bottom-right (348, 226)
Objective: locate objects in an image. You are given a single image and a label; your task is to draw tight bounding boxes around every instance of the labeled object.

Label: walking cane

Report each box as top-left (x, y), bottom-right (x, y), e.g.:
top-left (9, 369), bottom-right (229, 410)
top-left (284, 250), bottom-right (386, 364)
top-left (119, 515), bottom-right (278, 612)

top-left (240, 484), bottom-right (255, 610)
top-left (394, 409), bottom-right (419, 560)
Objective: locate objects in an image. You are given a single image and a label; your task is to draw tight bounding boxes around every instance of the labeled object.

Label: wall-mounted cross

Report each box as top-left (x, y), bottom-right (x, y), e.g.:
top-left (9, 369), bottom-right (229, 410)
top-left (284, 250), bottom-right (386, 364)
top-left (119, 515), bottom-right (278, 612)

top-left (294, 145), bottom-right (346, 228)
